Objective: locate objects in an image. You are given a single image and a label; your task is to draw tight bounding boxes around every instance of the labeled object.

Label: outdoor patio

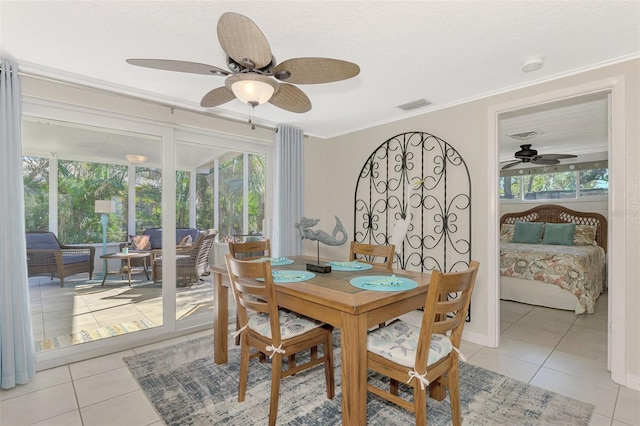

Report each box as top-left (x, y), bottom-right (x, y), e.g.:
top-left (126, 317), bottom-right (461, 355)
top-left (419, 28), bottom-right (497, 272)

top-left (28, 270), bottom-right (215, 352)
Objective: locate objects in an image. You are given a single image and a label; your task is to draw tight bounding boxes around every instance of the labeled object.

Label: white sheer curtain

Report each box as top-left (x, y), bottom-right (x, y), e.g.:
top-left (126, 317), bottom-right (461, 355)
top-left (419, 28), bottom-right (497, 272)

top-left (0, 59), bottom-right (36, 389)
top-left (272, 124), bottom-right (304, 257)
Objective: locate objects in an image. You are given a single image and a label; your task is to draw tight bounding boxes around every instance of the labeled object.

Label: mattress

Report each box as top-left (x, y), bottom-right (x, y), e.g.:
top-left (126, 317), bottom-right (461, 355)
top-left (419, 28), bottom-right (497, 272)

top-left (499, 242), bottom-right (605, 313)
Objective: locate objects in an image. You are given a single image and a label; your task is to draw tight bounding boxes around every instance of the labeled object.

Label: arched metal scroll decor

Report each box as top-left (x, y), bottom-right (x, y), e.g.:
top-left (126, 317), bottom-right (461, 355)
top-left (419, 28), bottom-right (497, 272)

top-left (353, 132), bottom-right (472, 317)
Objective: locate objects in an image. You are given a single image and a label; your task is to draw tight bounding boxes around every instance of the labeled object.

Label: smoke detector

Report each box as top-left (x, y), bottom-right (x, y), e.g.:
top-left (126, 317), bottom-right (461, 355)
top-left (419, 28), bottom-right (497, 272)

top-left (397, 98), bottom-right (431, 111)
top-left (522, 57), bottom-right (544, 73)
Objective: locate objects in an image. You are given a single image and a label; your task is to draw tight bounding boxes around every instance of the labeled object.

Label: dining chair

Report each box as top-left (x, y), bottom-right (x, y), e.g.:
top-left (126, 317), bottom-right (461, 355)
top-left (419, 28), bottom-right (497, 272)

top-left (366, 260), bottom-right (480, 426)
top-left (228, 239), bottom-right (271, 260)
top-left (224, 254), bottom-right (335, 426)
top-left (349, 241), bottom-right (397, 328)
top-left (349, 241), bottom-right (395, 270)
top-left (228, 239), bottom-right (272, 345)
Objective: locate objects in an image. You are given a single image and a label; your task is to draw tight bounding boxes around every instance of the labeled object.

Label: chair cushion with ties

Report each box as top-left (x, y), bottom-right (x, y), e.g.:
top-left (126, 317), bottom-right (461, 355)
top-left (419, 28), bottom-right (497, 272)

top-left (367, 320), bottom-right (453, 368)
top-left (247, 310), bottom-right (325, 340)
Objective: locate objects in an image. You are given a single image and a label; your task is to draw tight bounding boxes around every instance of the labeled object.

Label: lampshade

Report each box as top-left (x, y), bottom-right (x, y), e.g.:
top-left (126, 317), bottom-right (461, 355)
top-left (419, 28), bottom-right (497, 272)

top-left (226, 74), bottom-right (277, 106)
top-left (94, 200), bottom-right (116, 214)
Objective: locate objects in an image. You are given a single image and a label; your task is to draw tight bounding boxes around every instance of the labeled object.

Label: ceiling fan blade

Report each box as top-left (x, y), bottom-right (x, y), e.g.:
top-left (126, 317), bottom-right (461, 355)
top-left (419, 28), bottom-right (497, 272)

top-left (269, 84), bottom-right (312, 113)
top-left (217, 12), bottom-right (272, 69)
top-left (501, 161), bottom-right (522, 170)
top-left (200, 87), bottom-right (236, 107)
top-left (274, 58), bottom-right (360, 84)
top-left (531, 158), bottom-right (561, 165)
top-left (537, 153), bottom-right (578, 160)
top-left (126, 59), bottom-right (229, 76)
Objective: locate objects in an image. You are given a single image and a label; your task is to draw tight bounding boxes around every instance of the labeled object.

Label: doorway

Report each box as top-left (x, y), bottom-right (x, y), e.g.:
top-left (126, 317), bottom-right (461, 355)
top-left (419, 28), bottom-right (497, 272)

top-left (487, 77), bottom-right (627, 385)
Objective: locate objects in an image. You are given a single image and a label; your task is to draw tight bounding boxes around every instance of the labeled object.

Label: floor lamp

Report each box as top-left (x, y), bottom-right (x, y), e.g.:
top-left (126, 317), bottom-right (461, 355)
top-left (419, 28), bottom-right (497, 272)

top-left (95, 200), bottom-right (116, 276)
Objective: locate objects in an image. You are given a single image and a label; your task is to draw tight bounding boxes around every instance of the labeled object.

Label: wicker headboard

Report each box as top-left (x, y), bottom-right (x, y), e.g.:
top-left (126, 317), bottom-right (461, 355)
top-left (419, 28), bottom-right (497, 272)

top-left (500, 204), bottom-right (608, 253)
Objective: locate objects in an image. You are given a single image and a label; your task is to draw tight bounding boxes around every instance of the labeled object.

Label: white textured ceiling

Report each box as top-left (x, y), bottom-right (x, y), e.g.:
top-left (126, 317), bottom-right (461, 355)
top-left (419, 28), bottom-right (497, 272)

top-left (2, 0), bottom-right (639, 146)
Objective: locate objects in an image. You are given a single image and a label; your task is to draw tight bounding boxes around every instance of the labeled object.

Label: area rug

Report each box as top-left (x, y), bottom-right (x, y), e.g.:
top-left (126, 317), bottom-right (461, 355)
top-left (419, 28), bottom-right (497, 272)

top-left (35, 319), bottom-right (156, 352)
top-left (124, 335), bottom-right (594, 425)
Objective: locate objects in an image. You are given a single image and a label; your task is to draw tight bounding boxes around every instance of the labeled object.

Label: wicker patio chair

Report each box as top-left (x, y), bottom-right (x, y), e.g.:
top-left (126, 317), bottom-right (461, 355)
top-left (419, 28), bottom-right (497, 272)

top-left (151, 229), bottom-right (217, 285)
top-left (26, 231), bottom-right (95, 287)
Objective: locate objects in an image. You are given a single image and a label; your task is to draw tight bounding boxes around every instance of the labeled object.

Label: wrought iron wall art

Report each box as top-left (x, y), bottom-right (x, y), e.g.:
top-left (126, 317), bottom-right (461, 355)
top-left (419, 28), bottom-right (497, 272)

top-left (353, 132), bottom-right (472, 318)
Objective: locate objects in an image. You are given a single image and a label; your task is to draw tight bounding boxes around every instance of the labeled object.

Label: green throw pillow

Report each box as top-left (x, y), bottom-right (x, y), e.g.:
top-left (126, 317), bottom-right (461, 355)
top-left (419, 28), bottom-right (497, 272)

top-left (512, 221), bottom-right (544, 244)
top-left (542, 222), bottom-right (576, 245)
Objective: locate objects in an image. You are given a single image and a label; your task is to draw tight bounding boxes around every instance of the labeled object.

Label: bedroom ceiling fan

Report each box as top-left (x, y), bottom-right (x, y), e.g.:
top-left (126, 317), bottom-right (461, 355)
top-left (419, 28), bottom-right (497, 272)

top-left (501, 144), bottom-right (578, 170)
top-left (126, 12), bottom-right (360, 115)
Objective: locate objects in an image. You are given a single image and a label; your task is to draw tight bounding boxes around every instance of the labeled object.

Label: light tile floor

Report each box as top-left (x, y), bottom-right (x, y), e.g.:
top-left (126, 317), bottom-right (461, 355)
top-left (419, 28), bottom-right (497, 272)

top-left (1, 292), bottom-right (639, 425)
top-left (28, 273), bottom-right (214, 351)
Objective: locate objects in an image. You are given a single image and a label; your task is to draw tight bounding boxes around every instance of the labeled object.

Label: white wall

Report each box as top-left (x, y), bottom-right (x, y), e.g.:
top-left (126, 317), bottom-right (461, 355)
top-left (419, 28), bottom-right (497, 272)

top-left (21, 58), bottom-right (640, 387)
top-left (305, 58), bottom-right (640, 386)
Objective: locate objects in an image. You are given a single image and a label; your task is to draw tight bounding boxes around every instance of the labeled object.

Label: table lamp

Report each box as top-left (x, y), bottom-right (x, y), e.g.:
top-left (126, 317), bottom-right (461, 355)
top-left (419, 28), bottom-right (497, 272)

top-left (95, 200), bottom-right (116, 274)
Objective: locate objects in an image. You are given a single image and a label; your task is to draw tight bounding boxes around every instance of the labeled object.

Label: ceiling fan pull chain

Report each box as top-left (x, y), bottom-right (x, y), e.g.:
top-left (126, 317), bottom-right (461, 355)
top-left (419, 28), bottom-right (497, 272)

top-left (248, 104), bottom-right (256, 130)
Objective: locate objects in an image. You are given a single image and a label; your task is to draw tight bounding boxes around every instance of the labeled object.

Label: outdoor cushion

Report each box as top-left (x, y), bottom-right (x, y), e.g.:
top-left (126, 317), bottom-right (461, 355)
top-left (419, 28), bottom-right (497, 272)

top-left (144, 228), bottom-right (199, 249)
top-left (367, 319), bottom-right (453, 368)
top-left (26, 232), bottom-right (60, 250)
top-left (175, 228), bottom-right (199, 245)
top-left (62, 254), bottom-right (91, 264)
top-left (178, 235), bottom-right (193, 246)
top-left (248, 310), bottom-right (324, 339)
top-left (130, 235), bottom-right (151, 250)
top-left (145, 228), bottom-right (163, 249)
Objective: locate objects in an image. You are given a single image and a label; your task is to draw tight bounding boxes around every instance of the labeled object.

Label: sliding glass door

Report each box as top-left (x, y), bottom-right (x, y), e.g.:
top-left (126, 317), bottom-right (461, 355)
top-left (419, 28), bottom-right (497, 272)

top-left (21, 100), bottom-right (273, 367)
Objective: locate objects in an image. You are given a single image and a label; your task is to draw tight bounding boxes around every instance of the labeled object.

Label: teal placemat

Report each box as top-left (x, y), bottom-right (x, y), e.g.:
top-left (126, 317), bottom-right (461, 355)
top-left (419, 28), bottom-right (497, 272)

top-left (328, 261), bottom-right (374, 271)
top-left (257, 270), bottom-right (315, 283)
top-left (349, 275), bottom-right (418, 291)
top-left (248, 257), bottom-right (295, 266)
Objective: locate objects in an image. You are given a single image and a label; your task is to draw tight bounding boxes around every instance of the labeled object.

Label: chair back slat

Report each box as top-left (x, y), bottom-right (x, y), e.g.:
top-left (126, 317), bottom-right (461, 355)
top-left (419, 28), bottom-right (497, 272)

top-left (415, 261), bottom-right (479, 367)
top-left (229, 240), bottom-right (271, 260)
top-left (349, 241), bottom-right (395, 270)
top-left (224, 253), bottom-right (281, 343)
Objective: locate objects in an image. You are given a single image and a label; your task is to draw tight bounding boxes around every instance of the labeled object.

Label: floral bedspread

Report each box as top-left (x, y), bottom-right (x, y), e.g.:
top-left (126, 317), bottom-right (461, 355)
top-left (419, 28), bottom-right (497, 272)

top-left (500, 243), bottom-right (606, 313)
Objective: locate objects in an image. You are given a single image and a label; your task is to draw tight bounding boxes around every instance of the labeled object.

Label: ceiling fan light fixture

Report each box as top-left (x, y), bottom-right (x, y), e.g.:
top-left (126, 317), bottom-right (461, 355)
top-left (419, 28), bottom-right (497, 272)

top-left (227, 74), bottom-right (277, 106)
top-left (125, 154), bottom-right (147, 163)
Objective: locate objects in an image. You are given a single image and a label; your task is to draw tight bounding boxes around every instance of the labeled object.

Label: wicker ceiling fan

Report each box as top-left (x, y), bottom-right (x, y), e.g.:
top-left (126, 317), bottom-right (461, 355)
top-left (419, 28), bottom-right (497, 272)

top-left (126, 12), bottom-right (360, 114)
top-left (501, 144), bottom-right (578, 170)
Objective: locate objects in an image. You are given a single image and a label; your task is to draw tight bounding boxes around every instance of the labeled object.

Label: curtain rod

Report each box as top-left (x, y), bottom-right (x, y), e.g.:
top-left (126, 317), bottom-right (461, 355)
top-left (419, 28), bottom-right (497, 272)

top-left (1, 65), bottom-right (282, 133)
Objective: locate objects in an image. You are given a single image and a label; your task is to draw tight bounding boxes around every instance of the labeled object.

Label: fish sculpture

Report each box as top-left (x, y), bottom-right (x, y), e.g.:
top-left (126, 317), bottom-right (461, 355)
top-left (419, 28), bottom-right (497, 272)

top-left (295, 216), bottom-right (347, 246)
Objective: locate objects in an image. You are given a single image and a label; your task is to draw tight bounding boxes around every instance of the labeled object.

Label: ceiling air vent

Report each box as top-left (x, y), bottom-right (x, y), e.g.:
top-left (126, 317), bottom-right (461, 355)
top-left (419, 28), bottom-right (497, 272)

top-left (507, 129), bottom-right (544, 140)
top-left (397, 98), bottom-right (431, 112)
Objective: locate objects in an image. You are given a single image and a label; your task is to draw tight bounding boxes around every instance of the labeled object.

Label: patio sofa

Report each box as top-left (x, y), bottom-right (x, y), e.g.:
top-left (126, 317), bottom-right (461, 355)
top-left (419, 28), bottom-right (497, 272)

top-left (119, 227), bottom-right (201, 272)
top-left (26, 231), bottom-right (95, 287)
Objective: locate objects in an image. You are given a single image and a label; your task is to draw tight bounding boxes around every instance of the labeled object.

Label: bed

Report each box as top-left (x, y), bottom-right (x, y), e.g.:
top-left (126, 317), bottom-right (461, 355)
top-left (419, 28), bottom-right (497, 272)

top-left (499, 204), bottom-right (607, 314)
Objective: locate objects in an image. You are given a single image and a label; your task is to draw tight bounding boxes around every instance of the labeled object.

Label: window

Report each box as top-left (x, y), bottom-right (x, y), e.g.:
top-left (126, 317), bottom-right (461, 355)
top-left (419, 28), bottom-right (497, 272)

top-left (522, 171), bottom-right (576, 199)
top-left (499, 175), bottom-right (521, 200)
top-left (248, 154), bottom-right (266, 235)
top-left (58, 159), bottom-right (127, 244)
top-left (217, 152), bottom-right (266, 240)
top-left (500, 167), bottom-right (608, 201)
top-left (579, 168), bottom-right (609, 197)
top-left (23, 156), bottom-right (49, 231)
top-left (134, 166), bottom-right (162, 233)
top-left (195, 167), bottom-right (215, 230)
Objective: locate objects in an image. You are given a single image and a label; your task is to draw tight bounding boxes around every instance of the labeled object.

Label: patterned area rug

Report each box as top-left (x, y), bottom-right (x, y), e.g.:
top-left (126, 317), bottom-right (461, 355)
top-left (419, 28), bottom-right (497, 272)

top-left (35, 319), bottom-right (156, 352)
top-left (124, 335), bottom-right (594, 425)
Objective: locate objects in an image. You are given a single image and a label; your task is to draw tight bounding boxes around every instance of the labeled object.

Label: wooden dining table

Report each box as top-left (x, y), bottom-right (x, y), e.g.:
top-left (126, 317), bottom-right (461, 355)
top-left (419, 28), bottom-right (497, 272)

top-left (210, 256), bottom-right (432, 426)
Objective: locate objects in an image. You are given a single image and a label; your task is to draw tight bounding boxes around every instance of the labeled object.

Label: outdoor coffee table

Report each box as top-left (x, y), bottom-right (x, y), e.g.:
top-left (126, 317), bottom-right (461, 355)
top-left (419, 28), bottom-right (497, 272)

top-left (100, 252), bottom-right (150, 286)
